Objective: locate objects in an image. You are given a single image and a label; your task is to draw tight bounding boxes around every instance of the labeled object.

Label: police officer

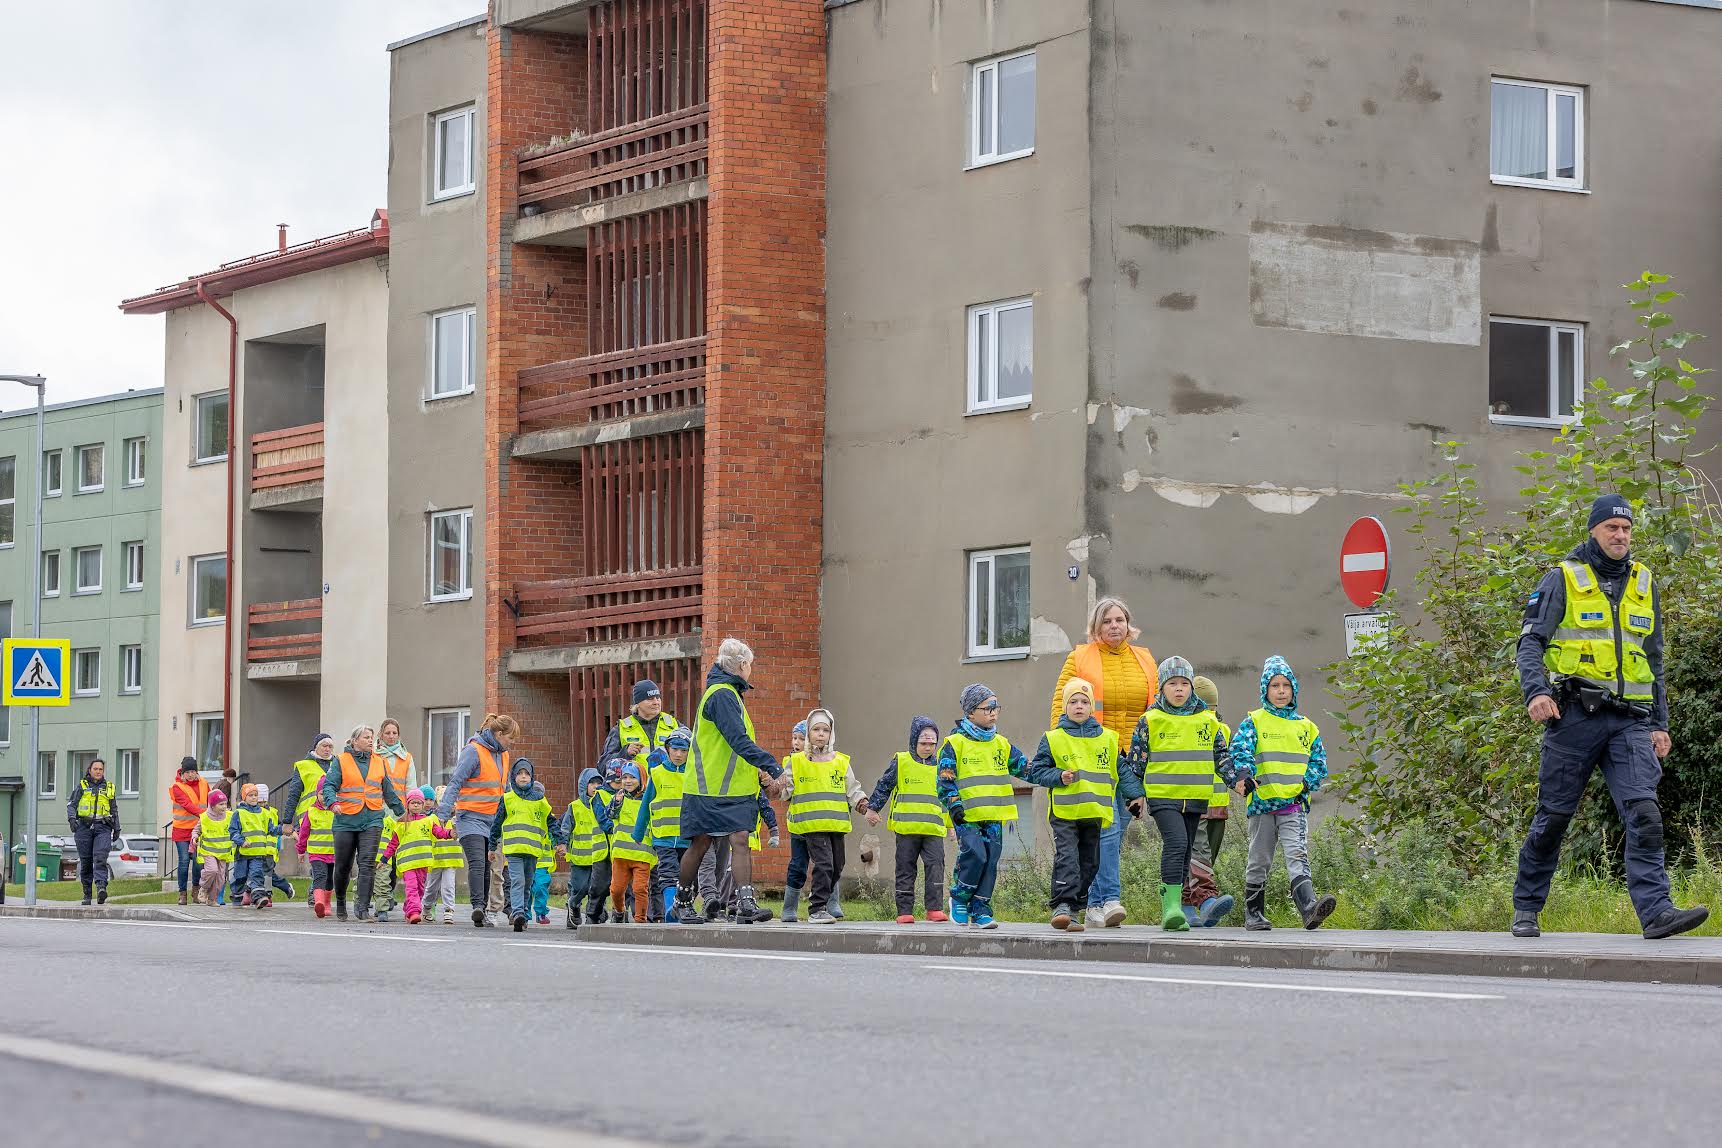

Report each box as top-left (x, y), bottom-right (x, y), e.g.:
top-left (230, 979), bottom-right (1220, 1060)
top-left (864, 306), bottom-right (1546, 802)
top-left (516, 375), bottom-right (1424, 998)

top-left (1512, 494), bottom-right (1709, 940)
top-left (66, 757), bottom-right (121, 906)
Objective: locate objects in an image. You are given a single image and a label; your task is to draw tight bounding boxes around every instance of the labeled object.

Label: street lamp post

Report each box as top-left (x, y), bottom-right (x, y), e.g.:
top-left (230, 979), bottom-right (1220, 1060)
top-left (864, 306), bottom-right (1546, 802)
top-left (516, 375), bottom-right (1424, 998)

top-left (2, 374), bottom-right (46, 906)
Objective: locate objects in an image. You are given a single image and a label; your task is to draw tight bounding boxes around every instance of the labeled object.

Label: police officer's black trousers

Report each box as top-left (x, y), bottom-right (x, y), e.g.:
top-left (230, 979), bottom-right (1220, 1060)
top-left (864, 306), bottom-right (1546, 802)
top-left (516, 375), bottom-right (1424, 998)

top-left (74, 824), bottom-right (113, 893)
top-left (1514, 707), bottom-right (1674, 926)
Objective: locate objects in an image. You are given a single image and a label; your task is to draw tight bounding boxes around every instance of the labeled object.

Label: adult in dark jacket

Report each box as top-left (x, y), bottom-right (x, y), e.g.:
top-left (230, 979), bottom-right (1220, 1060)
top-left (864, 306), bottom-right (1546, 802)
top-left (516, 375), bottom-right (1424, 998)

top-left (673, 638), bottom-right (788, 925)
top-left (434, 713), bottom-right (520, 927)
top-left (67, 758), bottom-right (121, 905)
top-left (317, 724), bottom-right (406, 921)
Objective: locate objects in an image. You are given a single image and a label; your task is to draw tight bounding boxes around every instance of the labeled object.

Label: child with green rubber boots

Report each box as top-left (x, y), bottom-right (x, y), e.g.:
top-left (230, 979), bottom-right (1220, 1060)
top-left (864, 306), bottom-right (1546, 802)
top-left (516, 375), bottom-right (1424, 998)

top-left (1024, 678), bottom-right (1117, 932)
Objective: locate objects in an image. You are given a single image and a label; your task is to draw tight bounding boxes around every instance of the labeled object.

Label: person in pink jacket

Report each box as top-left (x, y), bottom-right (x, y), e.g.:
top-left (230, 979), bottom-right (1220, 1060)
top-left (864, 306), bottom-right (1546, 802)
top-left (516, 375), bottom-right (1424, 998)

top-left (296, 798), bottom-right (338, 918)
top-left (379, 789), bottom-right (454, 924)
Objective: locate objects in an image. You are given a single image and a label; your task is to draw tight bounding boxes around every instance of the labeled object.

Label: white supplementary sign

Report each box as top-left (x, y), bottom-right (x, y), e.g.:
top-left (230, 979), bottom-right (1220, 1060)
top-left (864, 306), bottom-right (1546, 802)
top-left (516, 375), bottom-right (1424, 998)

top-left (1344, 612), bottom-right (1391, 657)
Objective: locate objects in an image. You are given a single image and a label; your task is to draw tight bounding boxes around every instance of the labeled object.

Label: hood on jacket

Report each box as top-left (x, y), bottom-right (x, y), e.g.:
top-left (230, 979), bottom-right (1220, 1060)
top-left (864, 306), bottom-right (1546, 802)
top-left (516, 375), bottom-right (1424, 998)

top-left (508, 757), bottom-right (544, 800)
top-left (907, 715), bottom-right (939, 757)
top-left (646, 748), bottom-right (684, 774)
top-left (1259, 655), bottom-right (1300, 717)
top-left (476, 728), bottom-right (504, 754)
top-left (577, 767), bottom-right (602, 799)
top-left (806, 708), bottom-right (836, 753)
top-left (705, 662), bottom-right (752, 693)
top-left (1055, 714), bottom-right (1105, 736)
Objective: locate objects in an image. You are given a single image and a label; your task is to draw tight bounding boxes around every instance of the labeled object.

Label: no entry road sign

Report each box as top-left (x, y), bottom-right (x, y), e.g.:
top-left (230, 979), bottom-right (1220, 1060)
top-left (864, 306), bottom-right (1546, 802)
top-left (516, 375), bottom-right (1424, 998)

top-left (1340, 516), bottom-right (1391, 610)
top-left (3, 638), bottom-right (71, 707)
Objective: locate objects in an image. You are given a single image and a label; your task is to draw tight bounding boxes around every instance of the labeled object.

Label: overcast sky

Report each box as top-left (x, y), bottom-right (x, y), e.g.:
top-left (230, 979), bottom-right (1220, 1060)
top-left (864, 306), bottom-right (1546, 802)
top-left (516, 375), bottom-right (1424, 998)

top-left (0, 0), bottom-right (483, 412)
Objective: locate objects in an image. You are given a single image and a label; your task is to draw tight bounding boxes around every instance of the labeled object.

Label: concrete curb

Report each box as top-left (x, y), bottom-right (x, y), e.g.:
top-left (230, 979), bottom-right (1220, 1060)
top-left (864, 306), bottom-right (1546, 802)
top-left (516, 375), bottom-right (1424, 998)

top-left (571, 922), bottom-right (1722, 986)
top-left (0, 903), bottom-right (198, 923)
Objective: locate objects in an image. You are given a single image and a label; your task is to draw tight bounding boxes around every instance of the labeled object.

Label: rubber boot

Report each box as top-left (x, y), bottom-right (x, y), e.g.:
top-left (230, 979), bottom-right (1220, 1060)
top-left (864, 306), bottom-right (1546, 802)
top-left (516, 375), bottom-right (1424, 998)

top-left (312, 889), bottom-right (330, 919)
top-left (828, 889), bottom-right (845, 920)
top-left (81, 883), bottom-right (93, 906)
top-left (781, 884), bottom-right (802, 923)
top-left (1160, 884), bottom-right (1191, 932)
top-left (1244, 884), bottom-right (1271, 931)
top-left (1196, 894), bottom-right (1235, 928)
top-left (1292, 877), bottom-right (1336, 930)
top-left (663, 885), bottom-right (679, 923)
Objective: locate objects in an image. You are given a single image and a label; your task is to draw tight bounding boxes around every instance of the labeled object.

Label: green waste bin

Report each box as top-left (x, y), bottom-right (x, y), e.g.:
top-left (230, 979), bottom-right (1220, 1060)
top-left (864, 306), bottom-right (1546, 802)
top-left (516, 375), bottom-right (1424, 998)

top-left (12, 844), bottom-right (61, 884)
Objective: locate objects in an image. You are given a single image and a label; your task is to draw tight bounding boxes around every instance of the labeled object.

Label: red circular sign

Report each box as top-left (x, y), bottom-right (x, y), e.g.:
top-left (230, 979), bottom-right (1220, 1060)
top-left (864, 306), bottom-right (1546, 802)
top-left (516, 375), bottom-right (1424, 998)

top-left (1340, 516), bottom-right (1391, 609)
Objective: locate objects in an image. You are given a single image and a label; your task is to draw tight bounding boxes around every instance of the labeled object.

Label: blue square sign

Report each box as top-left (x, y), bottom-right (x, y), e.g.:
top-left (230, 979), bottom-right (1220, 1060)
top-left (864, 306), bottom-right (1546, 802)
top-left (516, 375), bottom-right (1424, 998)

top-left (3, 639), bottom-right (71, 707)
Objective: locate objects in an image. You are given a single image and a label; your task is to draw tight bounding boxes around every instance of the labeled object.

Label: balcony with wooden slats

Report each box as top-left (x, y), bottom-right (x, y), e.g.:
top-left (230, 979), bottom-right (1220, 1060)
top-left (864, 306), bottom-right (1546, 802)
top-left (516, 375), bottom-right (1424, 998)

top-left (245, 598), bottom-right (322, 681)
top-left (248, 422), bottom-right (324, 511)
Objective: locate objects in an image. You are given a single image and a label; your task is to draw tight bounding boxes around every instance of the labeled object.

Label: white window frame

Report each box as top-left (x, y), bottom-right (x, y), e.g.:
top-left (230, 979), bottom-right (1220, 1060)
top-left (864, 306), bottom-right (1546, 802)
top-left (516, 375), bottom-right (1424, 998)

top-left (121, 644), bottom-right (143, 695)
top-left (427, 707), bottom-right (473, 787)
top-left (76, 443), bottom-right (104, 493)
top-left (1490, 78), bottom-right (1586, 192)
top-left (73, 648), bottom-right (101, 697)
top-left (124, 436), bottom-right (147, 486)
top-left (191, 554), bottom-right (227, 626)
top-left (191, 712), bottom-right (225, 772)
top-left (118, 749), bottom-right (141, 796)
top-left (966, 545), bottom-right (1031, 660)
top-left (38, 751), bottom-right (57, 798)
top-left (432, 105), bottom-right (477, 201)
top-left (43, 449), bottom-right (62, 498)
top-left (0, 599), bottom-right (9, 745)
top-left (970, 49), bottom-right (1037, 168)
top-left (429, 307), bottom-right (478, 399)
top-left (123, 541), bottom-right (145, 592)
top-left (0, 454), bottom-right (12, 547)
top-left (1488, 317), bottom-right (1586, 428)
top-left (73, 545), bottom-right (102, 595)
top-left (967, 297), bottom-right (1034, 414)
top-left (428, 508), bottom-right (475, 602)
top-left (193, 391), bottom-right (229, 465)
top-left (42, 550), bottom-right (60, 597)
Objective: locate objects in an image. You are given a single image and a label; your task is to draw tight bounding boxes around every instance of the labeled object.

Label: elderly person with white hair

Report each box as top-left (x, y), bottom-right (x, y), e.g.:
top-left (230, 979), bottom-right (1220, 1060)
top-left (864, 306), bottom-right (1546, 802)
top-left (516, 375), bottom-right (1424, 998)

top-left (318, 723), bottom-right (407, 922)
top-left (673, 637), bottom-right (790, 926)
top-left (1048, 596), bottom-right (1158, 928)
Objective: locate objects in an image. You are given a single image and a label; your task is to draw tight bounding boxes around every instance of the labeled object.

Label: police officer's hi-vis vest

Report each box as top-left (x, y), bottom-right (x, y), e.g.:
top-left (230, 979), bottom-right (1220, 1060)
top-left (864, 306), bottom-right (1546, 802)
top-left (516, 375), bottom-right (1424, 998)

top-left (1543, 560), bottom-right (1658, 704)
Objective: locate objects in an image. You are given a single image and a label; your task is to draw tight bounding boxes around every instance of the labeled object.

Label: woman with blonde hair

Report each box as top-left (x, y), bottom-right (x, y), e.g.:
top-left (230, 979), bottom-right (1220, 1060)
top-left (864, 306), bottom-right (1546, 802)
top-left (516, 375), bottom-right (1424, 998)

top-left (434, 712), bottom-right (520, 927)
top-left (1047, 596), bottom-right (1157, 928)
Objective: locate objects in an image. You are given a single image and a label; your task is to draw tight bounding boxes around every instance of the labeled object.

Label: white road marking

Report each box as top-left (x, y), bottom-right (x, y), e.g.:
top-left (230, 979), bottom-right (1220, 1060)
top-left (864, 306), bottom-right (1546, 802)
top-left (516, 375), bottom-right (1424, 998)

top-left (0, 1031), bottom-right (654, 1148)
top-left (510, 941), bottom-right (822, 962)
top-left (260, 928), bottom-right (454, 943)
top-left (1, 918), bottom-right (229, 931)
top-left (923, 964), bottom-right (1504, 1000)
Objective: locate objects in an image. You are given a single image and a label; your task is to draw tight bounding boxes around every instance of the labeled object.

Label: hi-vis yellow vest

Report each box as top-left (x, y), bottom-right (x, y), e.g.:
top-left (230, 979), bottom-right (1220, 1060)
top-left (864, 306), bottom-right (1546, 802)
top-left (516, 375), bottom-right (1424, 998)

top-left (499, 791), bottom-right (552, 857)
top-left (305, 806), bottom-right (335, 857)
top-left (196, 811), bottom-right (234, 863)
top-left (648, 764), bottom-right (685, 842)
top-left (1544, 560), bottom-right (1657, 704)
top-left (1141, 709), bottom-right (1221, 802)
top-left (608, 795), bottom-right (657, 864)
top-left (1043, 728), bottom-right (1118, 824)
top-left (566, 797), bottom-right (610, 866)
top-left (887, 753), bottom-right (948, 837)
top-left (945, 733), bottom-right (1018, 823)
top-left (75, 780), bottom-right (115, 820)
top-left (391, 817), bottom-right (439, 872)
top-left (1245, 710), bottom-right (1317, 803)
top-left (787, 752), bottom-right (853, 835)
top-left (689, 683), bottom-right (760, 799)
top-left (235, 808), bottom-right (278, 859)
top-left (1210, 721), bottom-right (1233, 809)
top-left (618, 712), bottom-right (679, 771)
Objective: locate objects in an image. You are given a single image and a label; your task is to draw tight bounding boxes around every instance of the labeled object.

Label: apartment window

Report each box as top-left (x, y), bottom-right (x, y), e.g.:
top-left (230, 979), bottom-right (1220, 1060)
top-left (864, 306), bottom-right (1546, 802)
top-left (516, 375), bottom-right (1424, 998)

top-left (43, 449), bottom-right (61, 498)
top-left (967, 298), bottom-right (1034, 413)
top-left (433, 105), bottom-right (476, 200)
top-left (0, 601), bottom-right (9, 745)
top-left (967, 546), bottom-right (1031, 658)
top-left (191, 554), bottom-right (227, 624)
top-left (427, 708), bottom-right (472, 786)
top-left (192, 713), bottom-right (224, 772)
top-left (73, 648), bottom-right (101, 696)
top-left (37, 751), bottom-right (56, 798)
top-left (124, 436), bottom-right (147, 486)
top-left (430, 308), bottom-right (477, 398)
top-left (428, 509), bottom-right (475, 601)
top-left (194, 392), bottom-right (229, 464)
top-left (123, 541), bottom-right (144, 591)
top-left (1489, 318), bottom-right (1584, 426)
top-left (971, 50), bottom-right (1036, 167)
top-left (0, 455), bottom-right (12, 546)
top-left (121, 644), bottom-right (142, 695)
top-left (76, 443), bottom-right (104, 493)
top-left (42, 550), bottom-right (60, 597)
top-left (118, 749), bottom-right (140, 796)
top-left (1491, 78), bottom-right (1584, 190)
top-left (73, 546), bottom-right (102, 594)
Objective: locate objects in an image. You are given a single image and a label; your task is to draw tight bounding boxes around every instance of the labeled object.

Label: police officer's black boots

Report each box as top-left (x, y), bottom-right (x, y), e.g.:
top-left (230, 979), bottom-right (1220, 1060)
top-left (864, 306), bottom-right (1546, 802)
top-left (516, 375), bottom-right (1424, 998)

top-left (80, 884), bottom-right (92, 907)
top-left (1244, 884), bottom-right (1270, 931)
top-left (1292, 878), bottom-right (1336, 930)
top-left (1511, 909), bottom-right (1541, 938)
top-left (1643, 904), bottom-right (1709, 940)
top-left (335, 898), bottom-right (349, 922)
top-left (96, 886), bottom-right (107, 905)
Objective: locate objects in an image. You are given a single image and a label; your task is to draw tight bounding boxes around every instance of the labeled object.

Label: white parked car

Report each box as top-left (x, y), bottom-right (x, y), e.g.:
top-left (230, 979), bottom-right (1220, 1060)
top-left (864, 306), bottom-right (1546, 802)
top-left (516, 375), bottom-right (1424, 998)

top-left (107, 834), bottom-right (161, 879)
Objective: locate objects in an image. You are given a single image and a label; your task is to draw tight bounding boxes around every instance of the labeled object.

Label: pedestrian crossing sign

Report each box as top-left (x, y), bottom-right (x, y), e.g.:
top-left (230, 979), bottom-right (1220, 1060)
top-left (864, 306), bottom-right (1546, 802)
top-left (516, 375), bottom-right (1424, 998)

top-left (2, 639), bottom-right (71, 707)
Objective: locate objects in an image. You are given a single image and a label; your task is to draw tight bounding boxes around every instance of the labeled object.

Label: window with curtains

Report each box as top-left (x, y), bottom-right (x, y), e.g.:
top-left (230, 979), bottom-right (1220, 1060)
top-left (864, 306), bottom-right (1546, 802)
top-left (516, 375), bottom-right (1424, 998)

top-left (1489, 317), bottom-right (1584, 425)
top-left (967, 546), bottom-right (1031, 658)
top-left (1490, 79), bottom-right (1584, 190)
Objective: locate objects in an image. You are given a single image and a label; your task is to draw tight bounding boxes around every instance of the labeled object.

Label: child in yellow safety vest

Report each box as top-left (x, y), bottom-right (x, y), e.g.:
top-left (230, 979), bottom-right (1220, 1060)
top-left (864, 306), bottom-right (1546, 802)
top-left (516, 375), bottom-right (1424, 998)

top-left (228, 784), bottom-right (281, 909)
top-left (784, 709), bottom-right (870, 926)
top-left (865, 715), bottom-right (951, 924)
top-left (380, 787), bottom-right (455, 924)
top-left (488, 758), bottom-right (561, 932)
top-left (1120, 657), bottom-right (1241, 932)
top-left (938, 683), bottom-right (1032, 930)
top-left (558, 767), bottom-right (615, 928)
top-left (423, 786), bottom-right (463, 925)
top-left (372, 812), bottom-right (401, 922)
top-left (193, 790), bottom-right (232, 907)
top-left (1025, 679), bottom-right (1118, 933)
top-left (606, 763), bottom-right (654, 923)
top-left (296, 795), bottom-right (337, 919)
top-left (1182, 675), bottom-right (1234, 927)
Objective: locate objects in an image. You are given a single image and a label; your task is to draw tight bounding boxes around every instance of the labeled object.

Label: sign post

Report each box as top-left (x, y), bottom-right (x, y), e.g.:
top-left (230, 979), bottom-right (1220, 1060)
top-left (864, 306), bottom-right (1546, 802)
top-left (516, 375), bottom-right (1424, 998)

top-left (4, 638), bottom-right (70, 905)
top-left (1340, 516), bottom-right (1392, 659)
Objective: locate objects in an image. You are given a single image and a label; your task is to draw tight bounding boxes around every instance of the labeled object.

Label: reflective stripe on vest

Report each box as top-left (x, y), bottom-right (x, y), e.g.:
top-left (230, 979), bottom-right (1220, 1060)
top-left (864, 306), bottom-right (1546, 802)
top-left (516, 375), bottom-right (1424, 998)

top-left (1543, 560), bottom-right (1658, 704)
top-left (648, 764), bottom-right (685, 841)
top-left (430, 830), bottom-right (465, 868)
top-left (1043, 727), bottom-right (1119, 824)
top-left (382, 751), bottom-right (414, 798)
top-left (689, 683), bottom-right (760, 799)
top-left (196, 812), bottom-right (234, 862)
top-left (607, 795), bottom-right (657, 864)
top-left (500, 791), bottom-right (551, 857)
top-left (566, 798), bottom-right (611, 865)
top-left (170, 777), bottom-right (209, 832)
top-left (887, 752), bottom-right (948, 837)
top-left (1246, 709), bottom-right (1317, 802)
top-left (618, 712), bottom-right (679, 773)
top-left (293, 759), bottom-right (326, 820)
top-left (1141, 709), bottom-right (1220, 801)
top-left (76, 780), bottom-right (116, 820)
top-left (334, 752), bottom-right (386, 816)
top-left (305, 806), bottom-right (335, 856)
top-left (456, 742), bottom-right (508, 816)
top-left (787, 752), bottom-right (853, 835)
top-left (1210, 722), bottom-right (1233, 809)
top-left (946, 733), bottom-right (1019, 823)
top-left (391, 818), bottom-right (439, 872)
top-left (750, 814), bottom-right (764, 852)
top-left (236, 808), bottom-right (278, 858)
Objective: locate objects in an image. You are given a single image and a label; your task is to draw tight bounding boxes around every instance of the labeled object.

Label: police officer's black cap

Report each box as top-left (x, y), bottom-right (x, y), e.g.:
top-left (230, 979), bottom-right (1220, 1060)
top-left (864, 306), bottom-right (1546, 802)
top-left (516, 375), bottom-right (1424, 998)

top-left (1588, 494), bottom-right (1633, 531)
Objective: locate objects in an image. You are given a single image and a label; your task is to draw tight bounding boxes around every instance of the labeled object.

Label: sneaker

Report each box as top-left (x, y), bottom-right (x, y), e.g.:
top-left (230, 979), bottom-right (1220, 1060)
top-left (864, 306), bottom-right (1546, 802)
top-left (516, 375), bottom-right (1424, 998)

top-left (1051, 903), bottom-right (1072, 930)
top-left (536, 914), bottom-right (551, 925)
top-left (256, 895), bottom-right (272, 910)
top-left (950, 900), bottom-right (971, 926)
top-left (808, 910), bottom-right (838, 924)
top-left (927, 910), bottom-right (950, 923)
top-left (972, 912), bottom-right (998, 930)
top-left (442, 910), bottom-right (456, 925)
top-left (1066, 914), bottom-right (1086, 933)
top-left (472, 908), bottom-right (487, 928)
top-left (511, 914), bottom-right (527, 932)
top-left (241, 893), bottom-right (253, 907)
top-left (1085, 906), bottom-right (1106, 930)
top-left (897, 914), bottom-right (916, 925)
top-left (335, 902), bottom-right (349, 921)
top-left (609, 910), bottom-right (625, 924)
top-left (1643, 905), bottom-right (1709, 940)
top-left (1102, 900), bottom-right (1127, 928)
top-left (484, 912), bottom-right (500, 928)
top-left (566, 912), bottom-right (579, 930)
top-left (376, 911), bottom-right (390, 924)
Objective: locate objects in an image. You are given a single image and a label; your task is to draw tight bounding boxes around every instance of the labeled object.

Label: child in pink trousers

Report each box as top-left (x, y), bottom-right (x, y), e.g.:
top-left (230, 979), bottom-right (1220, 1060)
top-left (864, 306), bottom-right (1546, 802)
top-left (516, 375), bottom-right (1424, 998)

top-left (379, 788), bottom-right (453, 924)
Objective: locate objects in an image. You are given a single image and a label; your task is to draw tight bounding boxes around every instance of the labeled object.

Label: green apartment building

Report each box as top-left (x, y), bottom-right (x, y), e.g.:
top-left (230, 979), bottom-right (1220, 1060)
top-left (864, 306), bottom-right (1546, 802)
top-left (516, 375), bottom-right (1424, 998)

top-left (0, 388), bottom-right (163, 846)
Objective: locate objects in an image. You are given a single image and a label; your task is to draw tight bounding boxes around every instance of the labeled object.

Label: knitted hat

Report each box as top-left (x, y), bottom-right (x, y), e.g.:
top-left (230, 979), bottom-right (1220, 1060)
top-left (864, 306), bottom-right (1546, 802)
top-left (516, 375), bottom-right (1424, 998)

top-left (792, 720), bottom-right (808, 736)
top-left (312, 733), bottom-right (334, 751)
top-left (404, 788), bottom-right (427, 805)
top-left (959, 683), bottom-right (996, 715)
top-left (1061, 678), bottom-right (1095, 706)
top-left (241, 784), bottom-right (259, 803)
top-left (1157, 655), bottom-right (1195, 686)
top-left (253, 783), bottom-right (269, 803)
top-left (632, 679), bottom-right (661, 704)
top-left (1192, 675), bottom-right (1220, 709)
top-left (664, 726), bottom-right (693, 749)
top-left (419, 785), bottom-right (436, 801)
top-left (178, 757), bottom-right (199, 774)
top-left (1588, 494), bottom-right (1634, 531)
top-left (207, 789), bottom-right (227, 805)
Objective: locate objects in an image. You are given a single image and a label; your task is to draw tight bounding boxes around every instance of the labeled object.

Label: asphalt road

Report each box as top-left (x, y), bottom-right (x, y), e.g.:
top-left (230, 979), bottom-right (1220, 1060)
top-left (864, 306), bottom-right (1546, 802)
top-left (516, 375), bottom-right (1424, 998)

top-left (2, 915), bottom-right (1719, 1147)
